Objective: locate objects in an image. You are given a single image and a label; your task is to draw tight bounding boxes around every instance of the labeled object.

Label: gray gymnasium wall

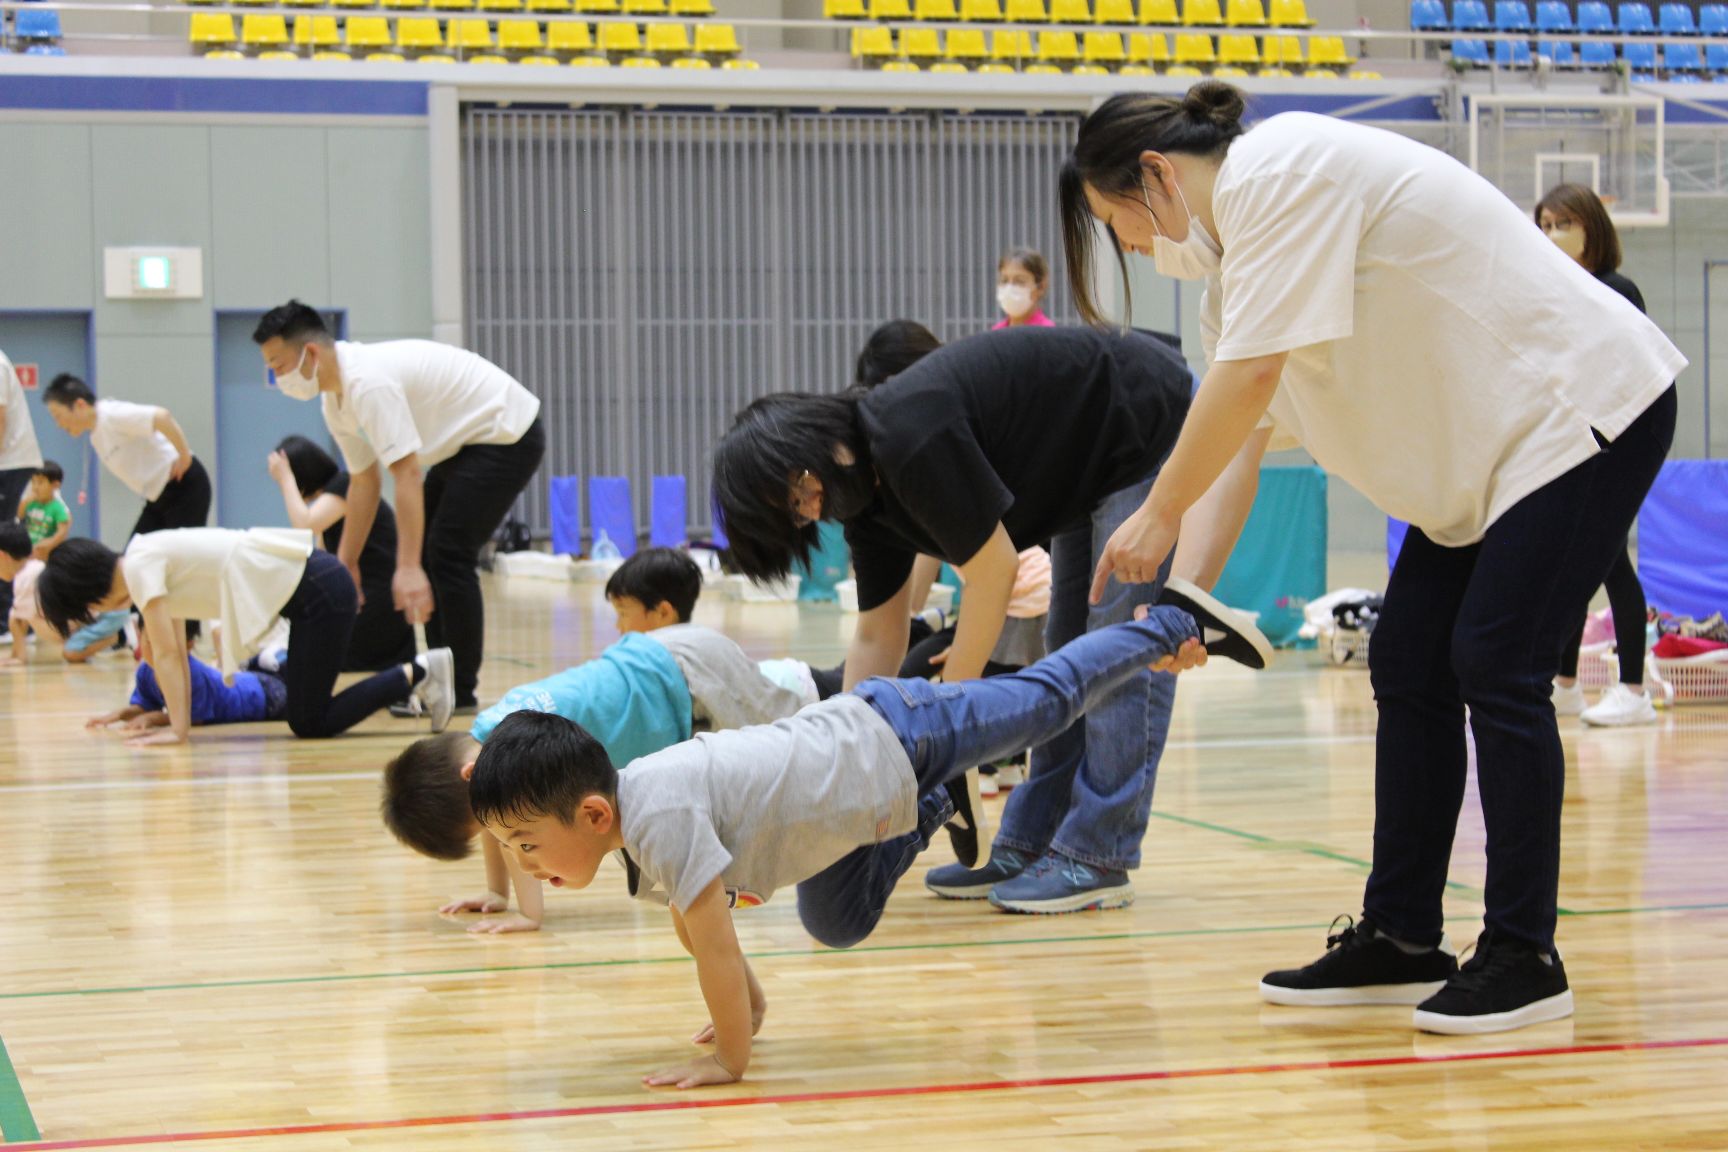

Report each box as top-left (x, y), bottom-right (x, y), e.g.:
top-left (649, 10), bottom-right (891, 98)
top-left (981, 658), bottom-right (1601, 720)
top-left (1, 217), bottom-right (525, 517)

top-left (0, 118), bottom-right (431, 547)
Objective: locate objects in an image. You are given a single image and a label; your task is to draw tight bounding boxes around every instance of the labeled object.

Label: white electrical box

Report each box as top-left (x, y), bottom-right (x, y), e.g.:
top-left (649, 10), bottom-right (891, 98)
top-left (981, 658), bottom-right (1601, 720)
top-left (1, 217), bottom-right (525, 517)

top-left (103, 247), bottom-right (204, 300)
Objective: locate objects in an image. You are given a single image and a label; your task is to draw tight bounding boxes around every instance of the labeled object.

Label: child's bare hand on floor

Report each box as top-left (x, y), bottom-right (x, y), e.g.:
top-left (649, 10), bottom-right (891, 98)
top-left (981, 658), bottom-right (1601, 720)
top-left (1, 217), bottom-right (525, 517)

top-left (440, 892), bottom-right (508, 916)
top-left (468, 913), bottom-right (540, 934)
top-left (691, 992), bottom-right (766, 1045)
top-left (125, 730), bottom-right (186, 748)
top-left (643, 1053), bottom-right (740, 1089)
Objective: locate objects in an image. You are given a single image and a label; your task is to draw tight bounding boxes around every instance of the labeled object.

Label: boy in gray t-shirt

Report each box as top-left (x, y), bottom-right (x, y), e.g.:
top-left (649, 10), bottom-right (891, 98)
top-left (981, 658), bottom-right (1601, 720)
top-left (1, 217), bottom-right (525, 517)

top-left (467, 587), bottom-right (1268, 1089)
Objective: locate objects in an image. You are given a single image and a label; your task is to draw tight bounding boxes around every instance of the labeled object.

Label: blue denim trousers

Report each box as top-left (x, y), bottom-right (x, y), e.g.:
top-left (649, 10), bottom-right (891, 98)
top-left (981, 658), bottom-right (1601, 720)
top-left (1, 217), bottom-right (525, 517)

top-left (795, 609), bottom-right (1199, 948)
top-left (993, 478), bottom-right (1176, 872)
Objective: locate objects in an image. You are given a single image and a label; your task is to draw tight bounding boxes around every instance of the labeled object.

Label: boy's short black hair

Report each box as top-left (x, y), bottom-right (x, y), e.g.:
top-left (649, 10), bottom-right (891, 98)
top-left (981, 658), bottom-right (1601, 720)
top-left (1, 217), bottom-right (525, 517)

top-left (42, 373), bottom-right (95, 408)
top-left (0, 522), bottom-right (31, 561)
top-left (604, 547), bottom-right (703, 623)
top-left (253, 300), bottom-right (333, 346)
top-left (469, 711), bottom-right (618, 828)
top-left (32, 460), bottom-right (64, 485)
top-left (854, 320), bottom-right (942, 389)
top-left (35, 537), bottom-right (121, 638)
top-left (382, 732), bottom-right (480, 861)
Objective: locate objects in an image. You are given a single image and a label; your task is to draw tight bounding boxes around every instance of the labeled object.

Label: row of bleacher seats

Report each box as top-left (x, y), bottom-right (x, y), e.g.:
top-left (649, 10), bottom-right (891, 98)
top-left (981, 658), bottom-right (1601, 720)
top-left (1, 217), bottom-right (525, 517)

top-left (872, 58), bottom-right (1379, 71)
top-left (1415, 0), bottom-right (1728, 35)
top-left (851, 24), bottom-right (1356, 65)
top-left (827, 0), bottom-right (1315, 27)
top-left (185, 0), bottom-right (720, 12)
top-left (4, 2), bottom-right (66, 53)
top-left (1450, 34), bottom-right (1728, 70)
top-left (190, 11), bottom-right (746, 56)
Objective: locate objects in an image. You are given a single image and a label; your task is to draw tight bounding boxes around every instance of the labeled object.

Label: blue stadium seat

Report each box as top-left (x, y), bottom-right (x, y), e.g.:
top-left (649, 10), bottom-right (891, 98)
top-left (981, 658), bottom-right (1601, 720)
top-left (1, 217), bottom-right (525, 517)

top-left (1707, 43), bottom-right (1728, 70)
top-left (588, 476), bottom-right (639, 560)
top-left (1452, 0), bottom-right (1490, 28)
top-left (1665, 41), bottom-right (1704, 69)
top-left (1623, 39), bottom-right (1658, 68)
top-left (1494, 36), bottom-right (1532, 63)
top-left (1576, 0), bottom-right (1614, 31)
top-left (1451, 36), bottom-right (1490, 61)
top-left (1537, 38), bottom-right (1576, 63)
top-left (1535, 0), bottom-right (1572, 30)
top-left (1658, 2), bottom-right (1696, 33)
top-left (1702, 4), bottom-right (1728, 35)
top-left (1580, 38), bottom-right (1617, 64)
top-left (15, 7), bottom-right (62, 38)
top-left (649, 475), bottom-right (687, 550)
top-left (1494, 0), bottom-right (1532, 29)
top-left (1411, 0), bottom-right (1449, 28)
top-left (1669, 71), bottom-right (1703, 81)
top-left (1617, 2), bottom-right (1654, 33)
top-left (23, 44), bottom-right (66, 54)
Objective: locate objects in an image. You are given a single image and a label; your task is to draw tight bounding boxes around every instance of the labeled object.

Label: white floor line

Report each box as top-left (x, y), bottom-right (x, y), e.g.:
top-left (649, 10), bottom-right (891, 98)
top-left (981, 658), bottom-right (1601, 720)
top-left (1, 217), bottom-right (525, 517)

top-left (0, 769), bottom-right (377, 795)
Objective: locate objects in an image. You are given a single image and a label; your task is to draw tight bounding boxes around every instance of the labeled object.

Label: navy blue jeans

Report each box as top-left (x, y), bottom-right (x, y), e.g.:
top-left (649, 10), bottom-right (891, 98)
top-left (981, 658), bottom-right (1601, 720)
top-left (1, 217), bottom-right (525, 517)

top-left (280, 551), bottom-right (414, 738)
top-left (1364, 386), bottom-right (1676, 953)
top-left (795, 608), bottom-right (1199, 948)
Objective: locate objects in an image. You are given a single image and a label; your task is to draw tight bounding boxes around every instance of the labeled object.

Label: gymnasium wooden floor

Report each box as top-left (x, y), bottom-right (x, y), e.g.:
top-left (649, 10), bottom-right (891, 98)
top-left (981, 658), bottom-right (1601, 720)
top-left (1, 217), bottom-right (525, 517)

top-left (2, 573), bottom-right (1726, 1150)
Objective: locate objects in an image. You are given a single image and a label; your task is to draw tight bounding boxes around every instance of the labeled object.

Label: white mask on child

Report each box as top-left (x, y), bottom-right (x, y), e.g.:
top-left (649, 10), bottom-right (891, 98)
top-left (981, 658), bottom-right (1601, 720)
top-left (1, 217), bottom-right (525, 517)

top-left (273, 347), bottom-right (320, 401)
top-left (1143, 169), bottom-right (1222, 282)
top-left (997, 283), bottom-right (1034, 318)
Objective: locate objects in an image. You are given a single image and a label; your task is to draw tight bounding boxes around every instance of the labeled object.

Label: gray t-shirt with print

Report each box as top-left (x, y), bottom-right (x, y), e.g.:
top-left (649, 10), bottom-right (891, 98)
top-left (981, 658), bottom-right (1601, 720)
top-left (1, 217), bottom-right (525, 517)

top-left (644, 624), bottom-right (807, 733)
top-left (616, 694), bottom-right (918, 913)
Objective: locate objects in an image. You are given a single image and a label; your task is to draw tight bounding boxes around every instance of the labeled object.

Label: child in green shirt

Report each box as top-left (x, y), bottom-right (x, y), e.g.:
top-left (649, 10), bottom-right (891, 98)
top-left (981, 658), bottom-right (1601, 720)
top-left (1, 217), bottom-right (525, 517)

top-left (17, 460), bottom-right (70, 560)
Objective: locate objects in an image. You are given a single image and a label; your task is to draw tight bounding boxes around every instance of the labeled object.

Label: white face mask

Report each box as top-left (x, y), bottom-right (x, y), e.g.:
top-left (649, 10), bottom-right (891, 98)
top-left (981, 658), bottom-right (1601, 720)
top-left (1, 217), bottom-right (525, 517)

top-left (273, 346), bottom-right (320, 401)
top-left (1545, 225), bottom-right (1586, 262)
top-left (997, 283), bottom-right (1034, 318)
top-left (1143, 169), bottom-right (1222, 282)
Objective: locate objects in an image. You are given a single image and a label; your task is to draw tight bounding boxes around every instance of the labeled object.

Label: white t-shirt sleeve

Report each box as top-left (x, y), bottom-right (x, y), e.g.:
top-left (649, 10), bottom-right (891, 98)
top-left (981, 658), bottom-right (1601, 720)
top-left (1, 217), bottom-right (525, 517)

top-left (1213, 171), bottom-right (1364, 362)
top-left (100, 399), bottom-right (161, 443)
top-left (349, 377), bottom-right (423, 470)
top-left (121, 545), bottom-right (171, 609)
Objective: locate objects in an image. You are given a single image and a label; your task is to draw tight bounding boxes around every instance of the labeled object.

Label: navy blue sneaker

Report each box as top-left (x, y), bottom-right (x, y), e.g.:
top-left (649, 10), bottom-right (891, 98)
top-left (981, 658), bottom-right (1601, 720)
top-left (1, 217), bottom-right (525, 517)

top-left (925, 847), bottom-right (1030, 900)
top-left (987, 851), bottom-right (1134, 914)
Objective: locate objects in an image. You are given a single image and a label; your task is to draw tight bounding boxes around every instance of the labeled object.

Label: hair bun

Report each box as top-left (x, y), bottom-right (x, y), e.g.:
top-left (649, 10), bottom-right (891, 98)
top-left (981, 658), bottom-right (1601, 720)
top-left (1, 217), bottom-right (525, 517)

top-left (1182, 80), bottom-right (1245, 131)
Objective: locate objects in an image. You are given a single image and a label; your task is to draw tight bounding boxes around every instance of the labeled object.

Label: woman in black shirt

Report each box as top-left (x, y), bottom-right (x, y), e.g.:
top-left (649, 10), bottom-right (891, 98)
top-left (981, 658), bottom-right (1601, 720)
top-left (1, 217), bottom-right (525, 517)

top-left (714, 325), bottom-right (1196, 914)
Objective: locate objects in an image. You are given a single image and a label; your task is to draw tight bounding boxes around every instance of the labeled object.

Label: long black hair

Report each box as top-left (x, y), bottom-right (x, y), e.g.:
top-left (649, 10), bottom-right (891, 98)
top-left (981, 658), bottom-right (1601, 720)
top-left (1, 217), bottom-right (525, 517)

top-left (1060, 81), bottom-right (1247, 327)
top-left (711, 391), bottom-right (874, 583)
top-left (36, 537), bottom-right (123, 639)
top-left (275, 434), bottom-right (341, 499)
top-left (854, 320), bottom-right (941, 389)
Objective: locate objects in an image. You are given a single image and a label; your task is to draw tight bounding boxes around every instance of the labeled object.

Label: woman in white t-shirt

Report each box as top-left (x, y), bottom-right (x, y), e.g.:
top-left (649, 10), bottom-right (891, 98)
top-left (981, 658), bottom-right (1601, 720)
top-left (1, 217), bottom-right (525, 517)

top-left (36, 530), bottom-right (454, 746)
top-left (1060, 82), bottom-right (1684, 1035)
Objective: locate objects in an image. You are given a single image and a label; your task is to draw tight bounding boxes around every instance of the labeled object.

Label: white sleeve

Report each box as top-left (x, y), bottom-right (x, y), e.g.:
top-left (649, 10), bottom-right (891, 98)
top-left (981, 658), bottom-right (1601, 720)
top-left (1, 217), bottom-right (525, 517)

top-left (120, 546), bottom-right (171, 609)
top-left (1212, 171), bottom-right (1365, 363)
top-left (348, 378), bottom-right (423, 469)
top-left (99, 399), bottom-right (160, 442)
top-left (323, 399), bottom-right (377, 474)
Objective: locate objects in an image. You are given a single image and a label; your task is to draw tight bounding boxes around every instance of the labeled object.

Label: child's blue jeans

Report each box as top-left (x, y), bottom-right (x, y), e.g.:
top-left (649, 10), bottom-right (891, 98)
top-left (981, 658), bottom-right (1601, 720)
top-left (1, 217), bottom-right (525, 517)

top-left (795, 608), bottom-right (1199, 948)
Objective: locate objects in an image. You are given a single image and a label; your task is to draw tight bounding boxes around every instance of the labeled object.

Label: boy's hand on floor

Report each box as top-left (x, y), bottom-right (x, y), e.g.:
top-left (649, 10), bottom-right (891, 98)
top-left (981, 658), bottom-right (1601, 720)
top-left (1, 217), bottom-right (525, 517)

top-left (86, 711), bottom-right (124, 728)
top-left (643, 1053), bottom-right (740, 1090)
top-left (125, 730), bottom-right (186, 748)
top-left (440, 892), bottom-right (509, 916)
top-left (124, 713), bottom-right (168, 731)
top-left (468, 913), bottom-right (540, 934)
top-left (691, 993), bottom-right (766, 1045)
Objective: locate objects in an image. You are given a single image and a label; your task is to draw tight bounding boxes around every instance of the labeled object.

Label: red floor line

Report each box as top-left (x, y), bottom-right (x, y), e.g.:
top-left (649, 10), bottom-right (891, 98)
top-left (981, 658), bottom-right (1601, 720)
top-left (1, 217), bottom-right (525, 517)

top-left (13, 1035), bottom-right (1728, 1150)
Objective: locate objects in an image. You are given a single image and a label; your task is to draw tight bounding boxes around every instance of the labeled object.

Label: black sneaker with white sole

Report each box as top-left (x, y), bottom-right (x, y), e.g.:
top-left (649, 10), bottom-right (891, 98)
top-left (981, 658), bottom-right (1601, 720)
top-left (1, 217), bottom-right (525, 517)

top-left (1260, 915), bottom-right (1459, 1006)
top-left (1157, 577), bottom-right (1275, 670)
top-left (1412, 928), bottom-right (1573, 1035)
top-left (942, 768), bottom-right (983, 868)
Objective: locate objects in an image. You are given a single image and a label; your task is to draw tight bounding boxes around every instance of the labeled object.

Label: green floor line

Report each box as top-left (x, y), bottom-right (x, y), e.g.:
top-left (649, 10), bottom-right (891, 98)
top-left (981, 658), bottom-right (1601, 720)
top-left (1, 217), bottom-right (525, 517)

top-left (1560, 901), bottom-right (1728, 917)
top-left (0, 1034), bottom-right (41, 1143)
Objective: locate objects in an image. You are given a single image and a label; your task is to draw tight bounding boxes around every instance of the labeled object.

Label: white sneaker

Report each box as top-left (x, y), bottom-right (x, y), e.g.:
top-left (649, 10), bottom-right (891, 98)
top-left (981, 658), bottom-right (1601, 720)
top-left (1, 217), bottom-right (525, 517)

top-left (1551, 680), bottom-right (1585, 717)
top-left (414, 648), bottom-right (456, 734)
top-left (1581, 682), bottom-right (1657, 727)
top-left (995, 762), bottom-right (1026, 788)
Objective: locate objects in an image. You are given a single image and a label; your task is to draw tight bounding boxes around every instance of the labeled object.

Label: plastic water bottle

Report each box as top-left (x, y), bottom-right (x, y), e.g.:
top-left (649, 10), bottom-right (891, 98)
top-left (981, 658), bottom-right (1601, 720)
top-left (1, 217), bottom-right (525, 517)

top-left (592, 529), bottom-right (622, 562)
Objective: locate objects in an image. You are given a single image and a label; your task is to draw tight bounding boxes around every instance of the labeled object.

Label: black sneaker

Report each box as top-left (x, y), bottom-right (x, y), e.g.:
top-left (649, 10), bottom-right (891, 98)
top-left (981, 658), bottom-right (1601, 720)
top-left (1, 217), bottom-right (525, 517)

top-left (925, 847), bottom-right (1030, 899)
top-left (942, 769), bottom-right (983, 868)
top-left (1157, 577), bottom-right (1275, 670)
top-left (1260, 916), bottom-right (1459, 1006)
top-left (1412, 928), bottom-right (1573, 1035)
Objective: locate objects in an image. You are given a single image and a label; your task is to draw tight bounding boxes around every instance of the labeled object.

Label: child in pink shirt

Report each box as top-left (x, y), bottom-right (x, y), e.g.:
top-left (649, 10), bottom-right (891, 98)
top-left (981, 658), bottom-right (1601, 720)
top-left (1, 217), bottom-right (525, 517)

top-left (992, 247), bottom-right (1056, 330)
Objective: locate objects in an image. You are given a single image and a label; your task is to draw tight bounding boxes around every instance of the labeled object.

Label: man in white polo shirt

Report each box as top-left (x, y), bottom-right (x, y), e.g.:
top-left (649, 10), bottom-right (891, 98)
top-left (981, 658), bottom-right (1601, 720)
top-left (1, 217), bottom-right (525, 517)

top-left (41, 373), bottom-right (210, 540)
top-left (0, 346), bottom-right (47, 623)
top-left (254, 301), bottom-right (545, 714)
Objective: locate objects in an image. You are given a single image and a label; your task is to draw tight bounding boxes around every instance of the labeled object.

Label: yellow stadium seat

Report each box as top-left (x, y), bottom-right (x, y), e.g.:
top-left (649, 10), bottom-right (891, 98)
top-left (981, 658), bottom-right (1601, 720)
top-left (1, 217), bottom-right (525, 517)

top-left (447, 17), bottom-right (495, 47)
top-left (826, 0), bottom-right (868, 15)
top-left (547, 20), bottom-right (593, 48)
top-left (916, 0), bottom-right (959, 16)
top-left (1003, 0), bottom-right (1048, 20)
top-left (882, 59), bottom-right (920, 70)
top-left (597, 20), bottom-right (642, 50)
top-left (693, 22), bottom-right (739, 51)
top-left (1347, 68), bottom-right (1381, 78)
top-left (189, 12), bottom-right (236, 47)
top-left (397, 16), bottom-right (443, 48)
top-left (1138, 0), bottom-right (1178, 19)
top-left (946, 27), bottom-right (987, 57)
top-left (1256, 64), bottom-right (1291, 75)
top-left (1165, 62), bottom-right (1202, 73)
top-left (233, 0), bottom-right (272, 8)
top-left (242, 12), bottom-right (290, 46)
top-left (259, 49), bottom-right (299, 58)
top-left (672, 55), bottom-right (711, 66)
top-left (1261, 31), bottom-right (1301, 63)
top-left (1082, 30), bottom-right (1123, 60)
top-left (382, 0), bottom-right (428, 9)
top-left (498, 18), bottom-right (544, 48)
top-left (519, 53), bottom-right (560, 62)
top-left (365, 51), bottom-right (408, 60)
top-left (1225, 0), bottom-right (1265, 21)
top-left (623, 0), bottom-right (667, 13)
top-left (294, 14), bottom-right (341, 45)
top-left (990, 28), bottom-right (1033, 57)
top-left (931, 60), bottom-right (968, 71)
top-left (418, 52), bottom-right (458, 60)
top-left (621, 53), bottom-right (662, 64)
top-left (529, 0), bottom-right (573, 9)
top-left (1024, 61), bottom-right (1061, 71)
top-left (430, 0), bottom-right (475, 9)
top-left (570, 52), bottom-right (610, 63)
top-left (1038, 27), bottom-right (1080, 59)
top-left (1172, 30), bottom-right (1213, 61)
top-left (901, 27), bottom-right (942, 56)
top-left (645, 21), bottom-right (690, 50)
top-left (1126, 30), bottom-right (1169, 59)
top-left (282, 0), bottom-right (323, 10)
top-left (204, 49), bottom-right (246, 58)
top-left (482, 0), bottom-right (526, 9)
top-left (1268, 0), bottom-right (1312, 23)
top-left (977, 60), bottom-right (1014, 71)
top-left (1306, 34), bottom-right (1352, 64)
top-left (468, 53), bottom-right (508, 61)
top-left (1071, 61), bottom-right (1106, 70)
top-left (1049, 0), bottom-right (1089, 20)
top-left (344, 15), bottom-right (393, 47)
top-left (577, 0), bottom-right (621, 11)
top-left (869, 0), bottom-right (913, 16)
top-left (1216, 31), bottom-right (1257, 61)
top-left (1303, 66), bottom-right (1337, 76)
top-left (671, 0), bottom-right (715, 13)
top-left (960, 0), bottom-right (1003, 18)
top-left (851, 24), bottom-right (895, 55)
top-left (333, 0), bottom-right (377, 9)
top-left (1213, 64), bottom-right (1248, 74)
top-left (1093, 0), bottom-right (1134, 20)
top-left (312, 49), bottom-right (353, 59)
top-left (1181, 0), bottom-right (1220, 23)
top-left (721, 56), bottom-right (759, 67)
top-left (1119, 62), bottom-right (1153, 72)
